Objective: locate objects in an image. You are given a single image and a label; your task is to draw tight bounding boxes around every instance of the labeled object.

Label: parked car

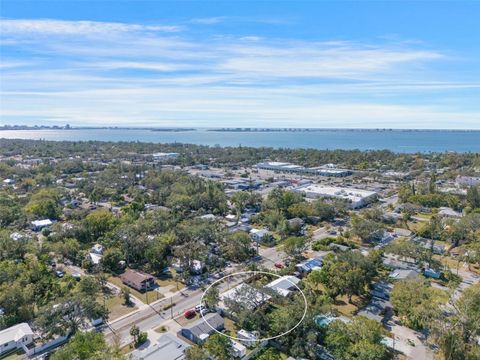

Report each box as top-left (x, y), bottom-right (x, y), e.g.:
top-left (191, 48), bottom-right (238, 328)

top-left (72, 272), bottom-right (81, 281)
top-left (274, 262), bottom-right (284, 269)
top-left (55, 270), bottom-right (65, 278)
top-left (195, 304), bottom-right (206, 313)
top-left (184, 309), bottom-right (196, 319)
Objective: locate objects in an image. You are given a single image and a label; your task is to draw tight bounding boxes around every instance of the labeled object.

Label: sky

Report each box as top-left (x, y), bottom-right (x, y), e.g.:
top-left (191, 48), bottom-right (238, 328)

top-left (1, 0), bottom-right (480, 129)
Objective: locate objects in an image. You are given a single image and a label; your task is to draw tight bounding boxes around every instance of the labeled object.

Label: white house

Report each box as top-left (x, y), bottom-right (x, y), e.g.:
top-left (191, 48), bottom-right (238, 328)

top-left (10, 232), bottom-right (29, 241)
top-left (0, 323), bottom-right (34, 356)
top-left (31, 219), bottom-right (53, 231)
top-left (237, 329), bottom-right (258, 347)
top-left (249, 228), bottom-right (272, 242)
top-left (220, 283), bottom-right (271, 311)
top-left (438, 207), bottom-right (462, 218)
top-left (2, 178), bottom-right (15, 185)
top-left (91, 244), bottom-right (104, 255)
top-left (131, 333), bottom-right (190, 360)
top-left (152, 152), bottom-right (179, 161)
top-left (89, 253), bottom-right (103, 265)
top-left (264, 275), bottom-right (301, 297)
top-left (231, 340), bottom-right (247, 358)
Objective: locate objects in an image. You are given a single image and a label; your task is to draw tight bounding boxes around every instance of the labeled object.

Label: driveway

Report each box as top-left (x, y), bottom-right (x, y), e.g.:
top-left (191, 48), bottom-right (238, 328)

top-left (388, 322), bottom-right (433, 360)
top-left (258, 246), bottom-right (286, 269)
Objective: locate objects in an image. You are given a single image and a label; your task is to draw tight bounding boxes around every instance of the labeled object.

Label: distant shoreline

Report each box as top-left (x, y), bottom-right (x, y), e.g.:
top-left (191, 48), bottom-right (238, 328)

top-left (1, 126), bottom-right (480, 133)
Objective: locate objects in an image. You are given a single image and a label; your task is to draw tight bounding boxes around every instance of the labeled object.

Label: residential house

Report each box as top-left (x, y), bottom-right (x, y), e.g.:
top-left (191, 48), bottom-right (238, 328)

top-left (120, 269), bottom-right (155, 292)
top-left (0, 323), bottom-right (34, 356)
top-left (389, 269), bottom-right (420, 281)
top-left (91, 244), bottom-right (104, 255)
top-left (358, 297), bottom-right (392, 323)
top-left (424, 268), bottom-right (442, 279)
top-left (180, 313), bottom-right (224, 344)
top-left (131, 333), bottom-right (190, 360)
top-left (200, 214), bottom-right (216, 221)
top-left (10, 232), bottom-right (29, 241)
top-left (237, 329), bottom-right (258, 347)
top-left (264, 275), bottom-right (301, 297)
top-left (382, 257), bottom-right (418, 271)
top-left (456, 175), bottom-right (480, 187)
top-left (249, 228), bottom-right (272, 243)
top-left (231, 340), bottom-right (247, 358)
top-left (296, 258), bottom-right (323, 274)
top-left (31, 219), bottom-right (54, 231)
top-left (2, 178), bottom-right (15, 186)
top-left (438, 207), bottom-right (462, 218)
top-left (370, 281), bottom-right (393, 301)
top-left (329, 243), bottom-right (350, 252)
top-left (220, 283), bottom-right (271, 311)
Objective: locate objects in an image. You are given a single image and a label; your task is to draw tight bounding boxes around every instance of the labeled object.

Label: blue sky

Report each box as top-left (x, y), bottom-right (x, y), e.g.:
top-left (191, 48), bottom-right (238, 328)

top-left (1, 0), bottom-right (479, 129)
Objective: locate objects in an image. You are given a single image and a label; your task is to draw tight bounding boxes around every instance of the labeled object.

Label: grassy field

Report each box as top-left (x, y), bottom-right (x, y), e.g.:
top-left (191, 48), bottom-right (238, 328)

top-left (223, 317), bottom-right (238, 335)
top-left (157, 269), bottom-right (185, 290)
top-left (333, 294), bottom-right (367, 317)
top-left (100, 294), bottom-right (137, 320)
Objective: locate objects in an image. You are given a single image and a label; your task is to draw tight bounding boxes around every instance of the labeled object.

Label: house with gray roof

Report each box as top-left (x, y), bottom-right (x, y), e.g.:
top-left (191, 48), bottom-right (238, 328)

top-left (180, 313), bottom-right (224, 344)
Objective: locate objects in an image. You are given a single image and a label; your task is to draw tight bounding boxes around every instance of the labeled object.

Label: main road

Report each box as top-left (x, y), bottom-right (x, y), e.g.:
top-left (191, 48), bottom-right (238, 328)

top-left (103, 268), bottom-right (250, 346)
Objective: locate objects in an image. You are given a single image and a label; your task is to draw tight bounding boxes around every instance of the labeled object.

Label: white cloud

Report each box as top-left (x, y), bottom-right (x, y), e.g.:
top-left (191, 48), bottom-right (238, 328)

top-left (1, 17), bottom-right (478, 128)
top-left (190, 17), bottom-right (227, 25)
top-left (0, 19), bottom-right (182, 36)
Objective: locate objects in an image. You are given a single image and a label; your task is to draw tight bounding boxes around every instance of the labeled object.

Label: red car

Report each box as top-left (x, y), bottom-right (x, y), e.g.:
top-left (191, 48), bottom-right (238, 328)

top-left (274, 262), bottom-right (284, 269)
top-left (184, 309), bottom-right (196, 319)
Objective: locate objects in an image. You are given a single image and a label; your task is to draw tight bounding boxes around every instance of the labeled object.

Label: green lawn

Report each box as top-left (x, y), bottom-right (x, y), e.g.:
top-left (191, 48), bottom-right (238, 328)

top-left (99, 294), bottom-right (137, 320)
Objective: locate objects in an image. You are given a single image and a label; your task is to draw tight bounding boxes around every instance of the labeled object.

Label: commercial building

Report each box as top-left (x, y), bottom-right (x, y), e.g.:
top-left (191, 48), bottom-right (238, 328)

top-left (256, 161), bottom-right (352, 177)
top-left (294, 184), bottom-right (377, 208)
top-left (151, 152), bottom-right (179, 161)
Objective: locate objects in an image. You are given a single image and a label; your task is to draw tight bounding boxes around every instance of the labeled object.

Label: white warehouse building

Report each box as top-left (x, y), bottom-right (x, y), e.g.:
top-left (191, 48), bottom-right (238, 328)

top-left (294, 184), bottom-right (377, 208)
top-left (256, 161), bottom-right (352, 177)
top-left (151, 152), bottom-right (179, 161)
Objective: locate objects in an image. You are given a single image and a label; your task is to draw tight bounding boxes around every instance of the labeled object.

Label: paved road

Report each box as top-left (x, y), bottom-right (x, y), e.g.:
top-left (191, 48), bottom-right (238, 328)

top-left (103, 271), bottom-right (249, 347)
top-left (388, 322), bottom-right (433, 360)
top-left (104, 287), bottom-right (203, 346)
top-left (258, 246), bottom-right (286, 269)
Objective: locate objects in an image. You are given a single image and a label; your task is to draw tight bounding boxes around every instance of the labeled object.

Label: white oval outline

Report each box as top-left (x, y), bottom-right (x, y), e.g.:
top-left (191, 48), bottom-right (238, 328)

top-left (199, 270), bottom-right (308, 342)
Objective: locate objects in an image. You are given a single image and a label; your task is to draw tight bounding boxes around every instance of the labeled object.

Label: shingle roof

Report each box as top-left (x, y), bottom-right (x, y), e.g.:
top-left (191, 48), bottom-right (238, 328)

top-left (120, 269), bottom-right (154, 286)
top-left (184, 313), bottom-right (224, 338)
top-left (0, 323), bottom-right (33, 344)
